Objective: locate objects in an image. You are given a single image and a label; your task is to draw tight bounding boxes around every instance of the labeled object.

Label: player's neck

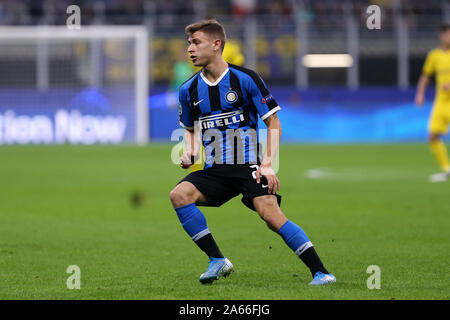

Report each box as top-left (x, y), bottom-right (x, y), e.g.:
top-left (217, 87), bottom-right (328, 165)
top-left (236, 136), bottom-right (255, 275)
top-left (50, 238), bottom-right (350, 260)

top-left (441, 43), bottom-right (450, 51)
top-left (202, 57), bottom-right (228, 83)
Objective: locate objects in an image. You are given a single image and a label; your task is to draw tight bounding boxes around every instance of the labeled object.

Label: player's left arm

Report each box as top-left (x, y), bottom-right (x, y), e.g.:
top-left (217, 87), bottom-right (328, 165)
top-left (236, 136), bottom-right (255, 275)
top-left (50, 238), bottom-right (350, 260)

top-left (245, 71), bottom-right (282, 194)
top-left (255, 112), bottom-right (282, 195)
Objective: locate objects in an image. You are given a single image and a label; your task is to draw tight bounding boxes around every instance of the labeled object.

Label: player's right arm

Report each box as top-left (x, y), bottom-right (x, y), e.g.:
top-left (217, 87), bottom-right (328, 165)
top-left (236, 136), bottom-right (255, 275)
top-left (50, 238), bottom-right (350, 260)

top-left (180, 129), bottom-right (196, 169)
top-left (415, 50), bottom-right (435, 107)
top-left (415, 74), bottom-right (430, 107)
top-left (178, 85), bottom-right (200, 169)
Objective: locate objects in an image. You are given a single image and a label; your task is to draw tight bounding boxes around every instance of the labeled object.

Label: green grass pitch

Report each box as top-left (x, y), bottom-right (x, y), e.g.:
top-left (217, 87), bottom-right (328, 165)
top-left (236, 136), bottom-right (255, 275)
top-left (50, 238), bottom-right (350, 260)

top-left (0, 144), bottom-right (448, 300)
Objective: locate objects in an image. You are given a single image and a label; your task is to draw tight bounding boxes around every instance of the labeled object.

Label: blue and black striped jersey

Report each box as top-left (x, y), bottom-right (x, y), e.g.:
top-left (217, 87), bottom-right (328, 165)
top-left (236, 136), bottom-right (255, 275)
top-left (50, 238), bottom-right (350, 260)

top-left (178, 64), bottom-right (280, 168)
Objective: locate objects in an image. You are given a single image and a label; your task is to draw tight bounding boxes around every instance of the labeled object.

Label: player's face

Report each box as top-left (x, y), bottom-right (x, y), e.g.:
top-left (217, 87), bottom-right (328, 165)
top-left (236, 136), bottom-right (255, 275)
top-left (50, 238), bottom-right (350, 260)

top-left (187, 31), bottom-right (217, 67)
top-left (440, 29), bottom-right (450, 47)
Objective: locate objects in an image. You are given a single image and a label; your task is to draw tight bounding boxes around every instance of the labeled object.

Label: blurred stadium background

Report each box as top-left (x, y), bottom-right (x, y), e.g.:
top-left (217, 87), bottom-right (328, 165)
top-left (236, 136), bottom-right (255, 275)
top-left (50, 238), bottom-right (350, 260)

top-left (0, 0), bottom-right (449, 144)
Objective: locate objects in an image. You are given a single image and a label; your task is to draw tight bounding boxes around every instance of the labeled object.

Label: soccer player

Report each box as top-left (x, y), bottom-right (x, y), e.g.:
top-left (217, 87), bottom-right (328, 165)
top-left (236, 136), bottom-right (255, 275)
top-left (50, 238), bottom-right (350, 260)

top-left (169, 19), bottom-right (336, 286)
top-left (415, 24), bottom-right (450, 182)
top-left (189, 39), bottom-right (245, 173)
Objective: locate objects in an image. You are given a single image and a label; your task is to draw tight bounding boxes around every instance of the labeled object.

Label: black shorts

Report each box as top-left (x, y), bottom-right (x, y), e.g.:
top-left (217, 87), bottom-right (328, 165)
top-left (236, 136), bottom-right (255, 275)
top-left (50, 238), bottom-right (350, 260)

top-left (177, 164), bottom-right (282, 211)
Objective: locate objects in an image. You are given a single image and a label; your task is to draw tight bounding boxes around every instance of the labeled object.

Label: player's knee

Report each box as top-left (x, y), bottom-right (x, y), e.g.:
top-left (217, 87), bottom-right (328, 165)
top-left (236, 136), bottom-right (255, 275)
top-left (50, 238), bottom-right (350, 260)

top-left (254, 196), bottom-right (286, 231)
top-left (258, 206), bottom-right (275, 222)
top-left (169, 187), bottom-right (191, 208)
top-left (169, 188), bottom-right (179, 205)
top-left (254, 195), bottom-right (278, 213)
top-left (261, 212), bottom-right (285, 232)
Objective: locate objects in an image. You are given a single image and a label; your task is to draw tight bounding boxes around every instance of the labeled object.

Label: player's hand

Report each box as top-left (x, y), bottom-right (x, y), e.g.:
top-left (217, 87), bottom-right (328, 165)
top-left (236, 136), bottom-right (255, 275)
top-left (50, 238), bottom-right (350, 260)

top-left (442, 83), bottom-right (450, 91)
top-left (255, 165), bottom-right (280, 195)
top-left (180, 151), bottom-right (198, 169)
top-left (415, 93), bottom-right (425, 107)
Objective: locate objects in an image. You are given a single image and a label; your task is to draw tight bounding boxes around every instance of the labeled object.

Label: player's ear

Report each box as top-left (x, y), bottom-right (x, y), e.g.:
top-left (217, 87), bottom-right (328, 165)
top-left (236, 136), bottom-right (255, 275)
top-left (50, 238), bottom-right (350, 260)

top-left (213, 38), bottom-right (221, 52)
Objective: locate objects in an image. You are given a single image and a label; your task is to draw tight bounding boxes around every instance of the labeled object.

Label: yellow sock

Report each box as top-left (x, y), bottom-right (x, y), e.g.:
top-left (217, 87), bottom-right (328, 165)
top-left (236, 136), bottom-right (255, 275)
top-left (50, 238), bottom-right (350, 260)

top-left (430, 139), bottom-right (450, 172)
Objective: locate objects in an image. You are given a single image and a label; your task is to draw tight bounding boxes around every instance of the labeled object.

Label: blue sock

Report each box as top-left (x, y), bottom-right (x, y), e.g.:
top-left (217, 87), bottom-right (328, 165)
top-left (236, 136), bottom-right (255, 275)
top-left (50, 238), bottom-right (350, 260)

top-left (175, 203), bottom-right (210, 241)
top-left (175, 203), bottom-right (224, 258)
top-left (278, 220), bottom-right (313, 256)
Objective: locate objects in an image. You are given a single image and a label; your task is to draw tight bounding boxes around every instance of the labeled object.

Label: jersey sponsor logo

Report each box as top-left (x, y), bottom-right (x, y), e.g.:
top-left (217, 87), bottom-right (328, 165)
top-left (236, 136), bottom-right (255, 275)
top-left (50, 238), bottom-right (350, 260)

top-left (225, 90), bottom-right (238, 103)
top-left (199, 110), bottom-right (245, 129)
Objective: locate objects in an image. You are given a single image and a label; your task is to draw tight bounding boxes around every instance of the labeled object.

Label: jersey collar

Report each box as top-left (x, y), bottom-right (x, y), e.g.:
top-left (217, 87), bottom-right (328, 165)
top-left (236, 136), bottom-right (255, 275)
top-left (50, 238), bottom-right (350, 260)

top-left (200, 68), bottom-right (229, 86)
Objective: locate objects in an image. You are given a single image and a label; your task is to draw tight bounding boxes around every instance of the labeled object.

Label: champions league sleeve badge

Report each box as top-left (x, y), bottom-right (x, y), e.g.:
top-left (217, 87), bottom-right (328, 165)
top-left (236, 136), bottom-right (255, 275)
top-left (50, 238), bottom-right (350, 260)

top-left (261, 94), bottom-right (274, 104)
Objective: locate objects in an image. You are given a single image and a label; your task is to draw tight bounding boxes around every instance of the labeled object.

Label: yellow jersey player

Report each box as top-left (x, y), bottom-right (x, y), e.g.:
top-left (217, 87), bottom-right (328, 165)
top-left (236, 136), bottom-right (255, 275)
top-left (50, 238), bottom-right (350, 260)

top-left (222, 39), bottom-right (245, 66)
top-left (415, 24), bottom-right (450, 182)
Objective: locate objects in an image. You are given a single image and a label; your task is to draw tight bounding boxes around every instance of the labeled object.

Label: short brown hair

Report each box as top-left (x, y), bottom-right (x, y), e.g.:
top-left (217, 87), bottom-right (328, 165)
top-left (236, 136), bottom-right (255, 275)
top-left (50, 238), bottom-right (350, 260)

top-left (441, 24), bottom-right (450, 32)
top-left (185, 19), bottom-right (227, 52)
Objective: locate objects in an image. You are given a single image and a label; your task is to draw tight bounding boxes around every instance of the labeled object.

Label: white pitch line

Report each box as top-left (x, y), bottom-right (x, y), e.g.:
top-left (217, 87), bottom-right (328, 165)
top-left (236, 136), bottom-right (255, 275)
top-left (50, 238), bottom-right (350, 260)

top-left (305, 168), bottom-right (421, 182)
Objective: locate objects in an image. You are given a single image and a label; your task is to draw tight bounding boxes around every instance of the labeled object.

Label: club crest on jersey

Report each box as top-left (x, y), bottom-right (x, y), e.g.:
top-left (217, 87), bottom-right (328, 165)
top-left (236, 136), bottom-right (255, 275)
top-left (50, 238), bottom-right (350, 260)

top-left (225, 90), bottom-right (238, 103)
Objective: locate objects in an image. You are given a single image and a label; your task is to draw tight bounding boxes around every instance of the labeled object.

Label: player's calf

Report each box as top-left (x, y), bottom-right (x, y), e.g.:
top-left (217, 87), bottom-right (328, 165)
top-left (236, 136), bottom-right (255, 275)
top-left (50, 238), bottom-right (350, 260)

top-left (253, 196), bottom-right (335, 284)
top-left (170, 182), bottom-right (226, 272)
top-left (278, 220), bottom-right (334, 283)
